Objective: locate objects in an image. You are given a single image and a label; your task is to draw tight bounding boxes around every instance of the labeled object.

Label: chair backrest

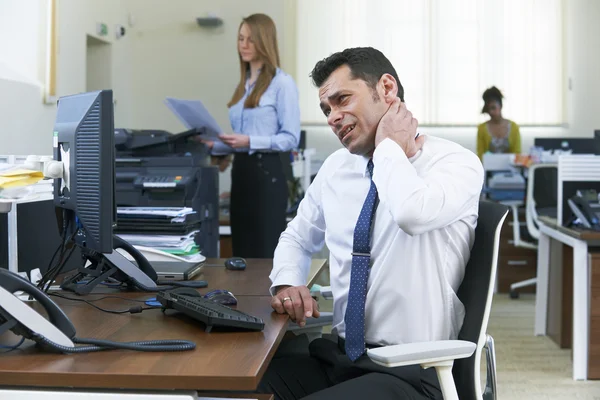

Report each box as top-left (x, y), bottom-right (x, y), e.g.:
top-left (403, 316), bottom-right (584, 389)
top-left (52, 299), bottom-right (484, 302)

top-left (531, 164), bottom-right (558, 209)
top-left (526, 164), bottom-right (558, 239)
top-left (453, 201), bottom-right (509, 400)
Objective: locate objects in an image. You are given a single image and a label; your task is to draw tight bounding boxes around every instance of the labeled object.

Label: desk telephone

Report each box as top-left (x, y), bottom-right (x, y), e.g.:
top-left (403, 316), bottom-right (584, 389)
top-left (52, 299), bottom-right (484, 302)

top-left (0, 268), bottom-right (196, 353)
top-left (567, 189), bottom-right (600, 230)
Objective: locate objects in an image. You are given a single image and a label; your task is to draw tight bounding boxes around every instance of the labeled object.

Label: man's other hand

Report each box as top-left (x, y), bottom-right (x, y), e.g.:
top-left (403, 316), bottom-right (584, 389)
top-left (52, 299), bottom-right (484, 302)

top-left (375, 98), bottom-right (425, 157)
top-left (271, 285), bottom-right (320, 327)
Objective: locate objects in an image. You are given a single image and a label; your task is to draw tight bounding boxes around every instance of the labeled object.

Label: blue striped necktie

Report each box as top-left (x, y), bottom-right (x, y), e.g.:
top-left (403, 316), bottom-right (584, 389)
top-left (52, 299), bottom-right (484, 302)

top-left (344, 159), bottom-right (378, 361)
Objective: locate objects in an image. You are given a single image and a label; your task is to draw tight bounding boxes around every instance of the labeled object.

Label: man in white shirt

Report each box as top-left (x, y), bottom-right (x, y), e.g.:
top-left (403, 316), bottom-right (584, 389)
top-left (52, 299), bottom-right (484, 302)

top-left (258, 47), bottom-right (484, 400)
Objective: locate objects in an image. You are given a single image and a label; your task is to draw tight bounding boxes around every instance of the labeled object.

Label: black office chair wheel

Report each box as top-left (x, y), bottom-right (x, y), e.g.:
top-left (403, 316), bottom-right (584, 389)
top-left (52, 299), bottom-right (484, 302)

top-left (509, 290), bottom-right (519, 299)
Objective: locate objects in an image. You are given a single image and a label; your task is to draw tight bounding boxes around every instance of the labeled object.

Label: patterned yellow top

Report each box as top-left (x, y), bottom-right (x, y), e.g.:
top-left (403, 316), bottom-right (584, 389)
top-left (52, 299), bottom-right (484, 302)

top-left (477, 120), bottom-right (521, 160)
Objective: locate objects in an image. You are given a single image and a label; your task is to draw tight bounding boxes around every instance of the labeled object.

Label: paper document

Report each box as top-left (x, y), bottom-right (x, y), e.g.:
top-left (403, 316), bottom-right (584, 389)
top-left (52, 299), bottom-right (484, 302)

top-left (117, 207), bottom-right (196, 218)
top-left (116, 231), bottom-right (198, 245)
top-left (164, 97), bottom-right (223, 139)
top-left (0, 168), bottom-right (44, 189)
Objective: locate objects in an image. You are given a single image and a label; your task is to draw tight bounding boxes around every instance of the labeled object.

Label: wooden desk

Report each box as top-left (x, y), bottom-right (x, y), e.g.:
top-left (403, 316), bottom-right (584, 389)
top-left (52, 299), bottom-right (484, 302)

top-left (538, 216), bottom-right (600, 241)
top-left (219, 213), bottom-right (232, 258)
top-left (200, 258), bottom-right (328, 296)
top-left (536, 216), bottom-right (600, 380)
top-left (0, 262), bottom-right (291, 398)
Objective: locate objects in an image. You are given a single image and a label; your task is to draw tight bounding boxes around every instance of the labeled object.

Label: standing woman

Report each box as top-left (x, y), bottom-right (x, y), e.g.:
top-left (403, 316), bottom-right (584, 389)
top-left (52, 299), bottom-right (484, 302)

top-left (204, 13), bottom-right (300, 258)
top-left (477, 86), bottom-right (521, 160)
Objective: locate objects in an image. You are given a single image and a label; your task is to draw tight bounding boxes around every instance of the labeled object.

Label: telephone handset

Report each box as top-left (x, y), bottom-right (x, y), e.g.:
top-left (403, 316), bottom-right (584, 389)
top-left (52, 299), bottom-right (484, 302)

top-left (0, 268), bottom-right (195, 353)
top-left (60, 235), bottom-right (207, 295)
top-left (112, 235), bottom-right (157, 281)
top-left (0, 268), bottom-right (75, 348)
top-left (567, 194), bottom-right (600, 230)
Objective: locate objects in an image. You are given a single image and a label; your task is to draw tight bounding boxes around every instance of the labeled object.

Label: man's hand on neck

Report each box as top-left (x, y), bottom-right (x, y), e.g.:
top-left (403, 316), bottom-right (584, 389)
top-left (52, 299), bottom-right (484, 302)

top-left (374, 98), bottom-right (424, 158)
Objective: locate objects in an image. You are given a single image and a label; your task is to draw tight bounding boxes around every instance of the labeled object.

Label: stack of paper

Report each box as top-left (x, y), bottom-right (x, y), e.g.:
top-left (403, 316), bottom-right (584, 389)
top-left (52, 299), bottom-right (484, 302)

top-left (115, 207), bottom-right (205, 262)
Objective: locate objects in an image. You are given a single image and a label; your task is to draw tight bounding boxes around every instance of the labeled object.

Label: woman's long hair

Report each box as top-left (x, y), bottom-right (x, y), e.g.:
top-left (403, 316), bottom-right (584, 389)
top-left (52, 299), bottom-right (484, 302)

top-left (227, 14), bottom-right (280, 109)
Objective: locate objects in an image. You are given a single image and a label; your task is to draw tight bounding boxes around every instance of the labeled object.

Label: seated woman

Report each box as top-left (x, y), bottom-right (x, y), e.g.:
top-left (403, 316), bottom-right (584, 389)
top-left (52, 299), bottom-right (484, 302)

top-left (477, 86), bottom-right (521, 160)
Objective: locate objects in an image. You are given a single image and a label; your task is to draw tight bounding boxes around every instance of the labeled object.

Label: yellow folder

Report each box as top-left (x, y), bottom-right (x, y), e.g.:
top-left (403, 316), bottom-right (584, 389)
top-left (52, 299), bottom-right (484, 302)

top-left (0, 169), bottom-right (44, 189)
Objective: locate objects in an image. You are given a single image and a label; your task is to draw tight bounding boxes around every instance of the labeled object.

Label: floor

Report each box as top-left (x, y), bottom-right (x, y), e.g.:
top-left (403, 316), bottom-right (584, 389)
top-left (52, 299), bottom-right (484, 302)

top-left (486, 294), bottom-right (600, 399)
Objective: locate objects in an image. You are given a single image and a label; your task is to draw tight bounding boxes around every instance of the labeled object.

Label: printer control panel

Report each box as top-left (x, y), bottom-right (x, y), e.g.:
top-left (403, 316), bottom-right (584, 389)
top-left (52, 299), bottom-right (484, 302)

top-left (134, 175), bottom-right (192, 189)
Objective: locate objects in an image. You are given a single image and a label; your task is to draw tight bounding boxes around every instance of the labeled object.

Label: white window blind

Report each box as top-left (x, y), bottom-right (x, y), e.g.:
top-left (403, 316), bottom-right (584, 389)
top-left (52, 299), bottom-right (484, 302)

top-left (297, 0), bottom-right (563, 126)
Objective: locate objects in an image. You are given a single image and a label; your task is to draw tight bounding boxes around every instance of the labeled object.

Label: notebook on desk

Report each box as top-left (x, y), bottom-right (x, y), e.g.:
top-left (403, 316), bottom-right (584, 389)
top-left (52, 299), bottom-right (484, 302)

top-left (129, 260), bottom-right (204, 282)
top-left (154, 261), bottom-right (204, 281)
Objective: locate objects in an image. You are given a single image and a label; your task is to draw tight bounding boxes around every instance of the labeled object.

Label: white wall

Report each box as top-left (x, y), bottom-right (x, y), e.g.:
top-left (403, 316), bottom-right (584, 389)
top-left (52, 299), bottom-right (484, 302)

top-left (0, 0), bottom-right (47, 85)
top-left (56, 0), bottom-right (134, 130)
top-left (0, 0), bottom-right (295, 195)
top-left (0, 0), bottom-right (130, 155)
top-left (564, 0), bottom-right (600, 137)
top-left (121, 0), bottom-right (295, 193)
top-left (0, 0), bottom-right (51, 155)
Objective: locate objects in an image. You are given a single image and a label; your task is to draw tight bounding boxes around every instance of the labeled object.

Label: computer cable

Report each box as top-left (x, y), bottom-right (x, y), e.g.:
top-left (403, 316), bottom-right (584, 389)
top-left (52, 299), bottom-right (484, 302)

top-left (38, 218), bottom-right (78, 293)
top-left (32, 334), bottom-right (196, 353)
top-left (37, 217), bottom-right (70, 291)
top-left (42, 244), bottom-right (77, 293)
top-left (0, 337), bottom-right (25, 352)
top-left (48, 293), bottom-right (159, 315)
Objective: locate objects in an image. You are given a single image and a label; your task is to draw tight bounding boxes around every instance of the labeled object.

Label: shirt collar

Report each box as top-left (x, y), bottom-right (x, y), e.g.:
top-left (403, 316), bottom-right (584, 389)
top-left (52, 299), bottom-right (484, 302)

top-left (355, 156), bottom-right (371, 178)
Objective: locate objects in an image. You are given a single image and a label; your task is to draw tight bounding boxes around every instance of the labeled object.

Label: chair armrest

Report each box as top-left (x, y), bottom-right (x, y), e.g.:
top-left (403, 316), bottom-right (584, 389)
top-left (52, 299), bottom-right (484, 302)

top-left (367, 340), bottom-right (476, 368)
top-left (320, 285), bottom-right (332, 299)
top-left (287, 312), bottom-right (333, 331)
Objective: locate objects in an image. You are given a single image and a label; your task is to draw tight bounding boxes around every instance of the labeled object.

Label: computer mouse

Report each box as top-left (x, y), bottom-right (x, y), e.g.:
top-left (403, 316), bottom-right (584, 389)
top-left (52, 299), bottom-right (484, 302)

top-left (169, 287), bottom-right (202, 297)
top-left (204, 289), bottom-right (238, 305)
top-left (225, 257), bottom-right (246, 271)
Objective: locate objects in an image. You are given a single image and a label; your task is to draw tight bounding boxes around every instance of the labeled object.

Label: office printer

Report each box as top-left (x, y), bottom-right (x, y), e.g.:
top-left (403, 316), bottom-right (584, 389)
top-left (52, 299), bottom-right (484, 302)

top-left (486, 172), bottom-right (526, 201)
top-left (114, 128), bottom-right (219, 257)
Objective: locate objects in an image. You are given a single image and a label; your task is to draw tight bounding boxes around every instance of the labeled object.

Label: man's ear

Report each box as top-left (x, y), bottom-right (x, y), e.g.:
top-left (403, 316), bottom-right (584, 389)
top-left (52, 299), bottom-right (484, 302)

top-left (378, 73), bottom-right (399, 103)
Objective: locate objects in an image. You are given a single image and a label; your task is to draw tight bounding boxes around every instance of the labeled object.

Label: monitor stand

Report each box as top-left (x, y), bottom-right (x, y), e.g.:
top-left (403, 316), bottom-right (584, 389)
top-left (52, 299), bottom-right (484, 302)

top-left (60, 247), bottom-right (157, 295)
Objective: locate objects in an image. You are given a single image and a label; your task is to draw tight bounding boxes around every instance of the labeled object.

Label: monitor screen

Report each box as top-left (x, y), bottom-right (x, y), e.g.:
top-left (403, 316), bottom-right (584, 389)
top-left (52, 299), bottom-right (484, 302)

top-left (533, 137), bottom-right (595, 154)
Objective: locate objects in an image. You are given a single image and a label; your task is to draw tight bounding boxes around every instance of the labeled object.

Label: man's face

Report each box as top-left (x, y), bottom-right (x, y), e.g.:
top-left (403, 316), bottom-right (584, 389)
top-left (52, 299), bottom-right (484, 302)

top-left (319, 65), bottom-right (390, 156)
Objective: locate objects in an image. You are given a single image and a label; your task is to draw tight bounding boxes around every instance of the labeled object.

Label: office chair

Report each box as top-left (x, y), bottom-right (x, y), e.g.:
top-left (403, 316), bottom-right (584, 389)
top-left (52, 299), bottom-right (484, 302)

top-left (367, 200), bottom-right (509, 400)
top-left (509, 164), bottom-right (557, 299)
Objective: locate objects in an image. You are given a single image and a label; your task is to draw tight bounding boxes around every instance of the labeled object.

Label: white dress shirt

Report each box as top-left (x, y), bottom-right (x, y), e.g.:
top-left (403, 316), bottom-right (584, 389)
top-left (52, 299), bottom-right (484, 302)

top-left (270, 136), bottom-right (484, 346)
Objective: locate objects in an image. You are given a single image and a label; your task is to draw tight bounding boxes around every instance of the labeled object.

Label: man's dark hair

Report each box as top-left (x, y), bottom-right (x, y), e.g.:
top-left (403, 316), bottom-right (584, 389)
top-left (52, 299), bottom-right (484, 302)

top-left (481, 86), bottom-right (503, 113)
top-left (310, 47), bottom-right (404, 101)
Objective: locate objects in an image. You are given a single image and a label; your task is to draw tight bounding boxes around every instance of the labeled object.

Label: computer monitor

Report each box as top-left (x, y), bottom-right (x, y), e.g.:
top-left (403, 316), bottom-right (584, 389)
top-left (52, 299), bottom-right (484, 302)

top-left (48, 90), bottom-right (154, 293)
top-left (534, 137), bottom-right (596, 154)
top-left (298, 129), bottom-right (306, 150)
top-left (49, 90), bottom-right (206, 295)
top-left (594, 130), bottom-right (600, 155)
top-left (53, 90), bottom-right (115, 253)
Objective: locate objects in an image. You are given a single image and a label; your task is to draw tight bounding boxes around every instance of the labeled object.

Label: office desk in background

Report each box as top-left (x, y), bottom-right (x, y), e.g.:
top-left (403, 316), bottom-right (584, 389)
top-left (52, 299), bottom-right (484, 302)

top-left (0, 258), bottom-right (328, 399)
top-left (535, 216), bottom-right (600, 380)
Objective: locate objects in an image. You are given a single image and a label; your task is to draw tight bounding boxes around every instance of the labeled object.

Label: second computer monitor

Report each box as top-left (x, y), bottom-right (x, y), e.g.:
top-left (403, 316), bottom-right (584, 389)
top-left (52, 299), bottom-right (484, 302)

top-left (534, 137), bottom-right (595, 154)
top-left (594, 131), bottom-right (600, 155)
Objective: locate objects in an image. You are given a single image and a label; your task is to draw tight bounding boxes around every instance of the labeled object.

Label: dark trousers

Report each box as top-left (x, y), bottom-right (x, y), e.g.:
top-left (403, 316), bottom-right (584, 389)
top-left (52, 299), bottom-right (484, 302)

top-left (230, 152), bottom-right (290, 258)
top-left (258, 334), bottom-right (443, 400)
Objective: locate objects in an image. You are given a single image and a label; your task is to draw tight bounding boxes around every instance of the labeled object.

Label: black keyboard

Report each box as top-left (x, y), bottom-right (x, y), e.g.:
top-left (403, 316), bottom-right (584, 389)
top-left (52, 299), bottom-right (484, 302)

top-left (157, 291), bottom-right (265, 332)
